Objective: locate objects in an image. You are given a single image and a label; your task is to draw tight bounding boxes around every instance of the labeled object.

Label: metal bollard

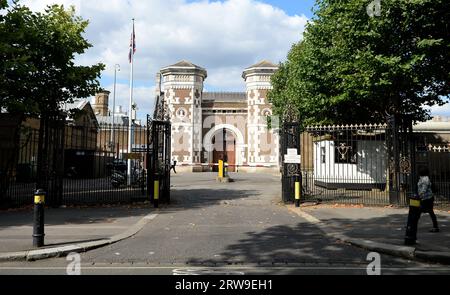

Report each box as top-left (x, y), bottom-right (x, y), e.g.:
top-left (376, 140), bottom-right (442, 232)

top-left (33, 189), bottom-right (46, 248)
top-left (218, 160), bottom-right (224, 178)
top-left (295, 180), bottom-right (301, 207)
top-left (154, 179), bottom-right (160, 208)
top-left (405, 195), bottom-right (421, 246)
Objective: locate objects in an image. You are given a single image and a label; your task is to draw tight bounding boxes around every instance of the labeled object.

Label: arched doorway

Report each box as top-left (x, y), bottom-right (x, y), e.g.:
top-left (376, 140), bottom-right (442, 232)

top-left (211, 129), bottom-right (236, 172)
top-left (203, 124), bottom-right (245, 172)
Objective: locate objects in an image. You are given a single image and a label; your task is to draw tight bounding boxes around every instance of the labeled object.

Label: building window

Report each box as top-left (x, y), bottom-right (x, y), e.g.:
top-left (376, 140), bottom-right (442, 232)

top-left (176, 107), bottom-right (187, 119)
top-left (335, 141), bottom-right (357, 164)
top-left (262, 108), bottom-right (272, 117)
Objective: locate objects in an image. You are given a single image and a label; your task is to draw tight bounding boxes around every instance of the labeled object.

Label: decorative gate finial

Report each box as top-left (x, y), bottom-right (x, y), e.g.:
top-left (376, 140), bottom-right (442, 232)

top-left (283, 102), bottom-right (299, 123)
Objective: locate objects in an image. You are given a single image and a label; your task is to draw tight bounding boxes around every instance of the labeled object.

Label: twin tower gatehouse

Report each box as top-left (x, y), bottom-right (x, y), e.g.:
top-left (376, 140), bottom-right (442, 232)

top-left (157, 60), bottom-right (280, 173)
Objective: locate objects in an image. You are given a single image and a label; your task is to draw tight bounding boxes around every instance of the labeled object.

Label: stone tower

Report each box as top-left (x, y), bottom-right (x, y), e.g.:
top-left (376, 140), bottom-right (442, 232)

top-left (160, 61), bottom-right (207, 166)
top-left (92, 91), bottom-right (111, 116)
top-left (242, 60), bottom-right (279, 166)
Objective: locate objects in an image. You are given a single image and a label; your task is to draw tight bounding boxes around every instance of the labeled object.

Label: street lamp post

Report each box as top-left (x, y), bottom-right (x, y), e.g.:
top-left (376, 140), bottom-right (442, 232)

top-left (111, 64), bottom-right (120, 157)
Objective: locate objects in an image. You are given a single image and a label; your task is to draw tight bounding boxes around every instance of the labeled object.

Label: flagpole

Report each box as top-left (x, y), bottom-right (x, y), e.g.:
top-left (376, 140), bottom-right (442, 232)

top-left (127, 18), bottom-right (135, 186)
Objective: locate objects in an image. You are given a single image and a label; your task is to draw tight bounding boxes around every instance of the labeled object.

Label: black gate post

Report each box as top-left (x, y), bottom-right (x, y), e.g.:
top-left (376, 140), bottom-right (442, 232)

top-left (403, 115), bottom-right (416, 205)
top-left (163, 121), bottom-right (171, 204)
top-left (387, 114), bottom-right (416, 206)
top-left (146, 115), bottom-right (152, 202)
top-left (147, 119), bottom-right (171, 206)
top-left (150, 120), bottom-right (158, 205)
top-left (387, 114), bottom-right (401, 205)
top-left (51, 115), bottom-right (65, 207)
top-left (281, 122), bottom-right (301, 204)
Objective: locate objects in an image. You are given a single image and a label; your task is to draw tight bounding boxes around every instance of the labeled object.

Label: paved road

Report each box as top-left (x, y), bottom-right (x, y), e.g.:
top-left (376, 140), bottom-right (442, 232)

top-left (0, 172), bottom-right (447, 275)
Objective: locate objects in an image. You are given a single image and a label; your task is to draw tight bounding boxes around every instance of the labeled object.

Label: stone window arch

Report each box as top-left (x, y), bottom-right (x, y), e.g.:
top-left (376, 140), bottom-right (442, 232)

top-left (176, 107), bottom-right (187, 119)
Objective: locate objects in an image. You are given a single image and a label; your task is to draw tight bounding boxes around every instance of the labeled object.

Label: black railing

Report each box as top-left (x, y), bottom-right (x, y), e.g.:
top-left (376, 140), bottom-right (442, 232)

top-left (0, 123), bottom-right (149, 207)
top-left (281, 123), bottom-right (450, 209)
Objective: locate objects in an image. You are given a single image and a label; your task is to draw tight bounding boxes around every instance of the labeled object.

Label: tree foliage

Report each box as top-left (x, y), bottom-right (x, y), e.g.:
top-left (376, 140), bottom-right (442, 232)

top-left (269, 0), bottom-right (450, 125)
top-left (0, 1), bottom-right (104, 118)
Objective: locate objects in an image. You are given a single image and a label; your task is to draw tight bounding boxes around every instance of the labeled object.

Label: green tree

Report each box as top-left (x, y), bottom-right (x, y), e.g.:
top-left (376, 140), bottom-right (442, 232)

top-left (1, 2), bottom-right (104, 117)
top-left (0, 2), bottom-right (104, 204)
top-left (269, 0), bottom-right (450, 125)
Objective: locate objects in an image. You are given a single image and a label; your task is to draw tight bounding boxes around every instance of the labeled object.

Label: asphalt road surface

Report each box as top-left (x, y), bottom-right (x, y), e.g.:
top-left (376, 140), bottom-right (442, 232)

top-left (0, 173), bottom-right (448, 275)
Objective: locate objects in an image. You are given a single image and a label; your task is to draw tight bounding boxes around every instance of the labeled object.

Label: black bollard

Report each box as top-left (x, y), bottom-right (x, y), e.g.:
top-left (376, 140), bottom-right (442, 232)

top-left (33, 189), bottom-right (46, 248)
top-left (405, 196), bottom-right (421, 246)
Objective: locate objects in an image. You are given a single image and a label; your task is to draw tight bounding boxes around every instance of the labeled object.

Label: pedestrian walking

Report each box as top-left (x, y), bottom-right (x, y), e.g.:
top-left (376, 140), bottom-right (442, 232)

top-left (170, 159), bottom-right (177, 174)
top-left (418, 167), bottom-right (439, 233)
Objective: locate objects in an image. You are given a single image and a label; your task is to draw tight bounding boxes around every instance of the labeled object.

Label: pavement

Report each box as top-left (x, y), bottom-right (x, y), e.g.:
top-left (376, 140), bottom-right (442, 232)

top-left (1, 172), bottom-right (448, 275)
top-left (0, 205), bottom-right (157, 261)
top-left (0, 173), bottom-right (449, 275)
top-left (288, 204), bottom-right (450, 265)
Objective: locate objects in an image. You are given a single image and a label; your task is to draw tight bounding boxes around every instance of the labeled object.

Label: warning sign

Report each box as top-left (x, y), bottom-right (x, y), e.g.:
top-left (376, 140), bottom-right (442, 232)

top-left (284, 149), bottom-right (301, 164)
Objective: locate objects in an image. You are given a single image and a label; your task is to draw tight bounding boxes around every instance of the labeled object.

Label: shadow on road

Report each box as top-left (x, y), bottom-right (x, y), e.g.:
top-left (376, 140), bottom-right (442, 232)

top-left (167, 188), bottom-right (260, 211)
top-left (310, 212), bottom-right (450, 252)
top-left (0, 206), bottom-right (149, 229)
top-left (184, 222), bottom-right (370, 267)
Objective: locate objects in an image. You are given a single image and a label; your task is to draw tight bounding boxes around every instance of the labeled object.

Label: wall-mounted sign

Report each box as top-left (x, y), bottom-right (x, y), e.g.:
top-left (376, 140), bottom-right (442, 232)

top-left (284, 148), bottom-right (301, 164)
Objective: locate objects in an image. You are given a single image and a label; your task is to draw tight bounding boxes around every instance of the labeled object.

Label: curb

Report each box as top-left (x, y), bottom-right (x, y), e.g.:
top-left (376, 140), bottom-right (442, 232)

top-left (0, 213), bottom-right (158, 262)
top-left (288, 206), bottom-right (450, 265)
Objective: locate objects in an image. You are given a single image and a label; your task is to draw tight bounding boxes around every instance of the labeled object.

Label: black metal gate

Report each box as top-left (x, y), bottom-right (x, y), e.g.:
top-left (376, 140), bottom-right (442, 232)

top-left (415, 142), bottom-right (450, 208)
top-left (281, 122), bottom-right (301, 203)
top-left (147, 115), bottom-right (171, 206)
top-left (36, 116), bottom-right (66, 207)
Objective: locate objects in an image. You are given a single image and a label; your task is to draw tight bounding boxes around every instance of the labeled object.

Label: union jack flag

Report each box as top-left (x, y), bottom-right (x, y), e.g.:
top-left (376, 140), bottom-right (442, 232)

top-left (129, 22), bottom-right (136, 63)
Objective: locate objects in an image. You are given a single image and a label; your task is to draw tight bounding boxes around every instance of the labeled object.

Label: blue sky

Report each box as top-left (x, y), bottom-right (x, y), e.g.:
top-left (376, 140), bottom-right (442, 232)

top-left (184, 0), bottom-right (317, 18)
top-left (249, 0), bottom-right (316, 17)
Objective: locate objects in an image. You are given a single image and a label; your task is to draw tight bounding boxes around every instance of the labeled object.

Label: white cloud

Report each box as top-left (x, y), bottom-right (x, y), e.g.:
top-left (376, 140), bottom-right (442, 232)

top-left (428, 101), bottom-right (450, 117)
top-left (20, 0), bottom-right (308, 106)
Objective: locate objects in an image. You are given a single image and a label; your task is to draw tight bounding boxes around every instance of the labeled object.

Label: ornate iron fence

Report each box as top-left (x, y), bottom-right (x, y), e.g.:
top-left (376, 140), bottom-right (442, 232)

top-left (288, 122), bottom-right (450, 209)
top-left (416, 143), bottom-right (450, 209)
top-left (1, 122), bottom-right (149, 207)
top-left (298, 124), bottom-right (391, 206)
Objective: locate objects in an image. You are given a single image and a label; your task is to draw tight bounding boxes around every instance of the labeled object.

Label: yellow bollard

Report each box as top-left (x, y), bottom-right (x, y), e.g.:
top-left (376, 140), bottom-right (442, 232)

top-left (154, 180), bottom-right (160, 200)
top-left (153, 180), bottom-right (160, 208)
top-left (34, 193), bottom-right (45, 205)
top-left (218, 160), bottom-right (224, 178)
top-left (295, 181), bottom-right (301, 207)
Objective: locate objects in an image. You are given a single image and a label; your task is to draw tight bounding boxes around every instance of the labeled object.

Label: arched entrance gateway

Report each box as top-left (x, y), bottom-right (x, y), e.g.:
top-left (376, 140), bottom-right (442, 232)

top-left (158, 60), bottom-right (280, 173)
top-left (212, 129), bottom-right (236, 172)
top-left (203, 125), bottom-right (245, 173)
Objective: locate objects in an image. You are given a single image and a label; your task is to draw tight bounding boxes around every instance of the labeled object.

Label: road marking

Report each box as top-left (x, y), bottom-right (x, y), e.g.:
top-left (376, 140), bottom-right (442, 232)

top-left (293, 210), bottom-right (321, 224)
top-left (173, 268), bottom-right (245, 275)
top-left (0, 226), bottom-right (130, 230)
top-left (0, 266), bottom-right (448, 271)
top-left (144, 214), bottom-right (158, 221)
